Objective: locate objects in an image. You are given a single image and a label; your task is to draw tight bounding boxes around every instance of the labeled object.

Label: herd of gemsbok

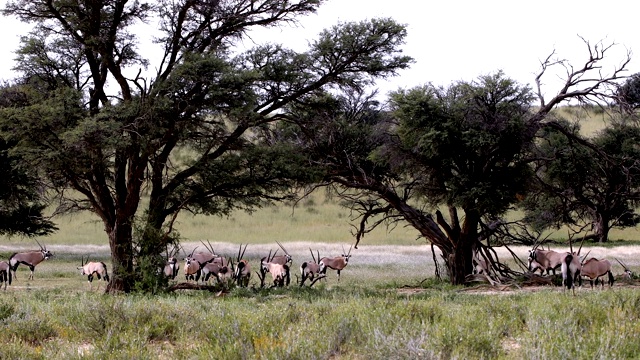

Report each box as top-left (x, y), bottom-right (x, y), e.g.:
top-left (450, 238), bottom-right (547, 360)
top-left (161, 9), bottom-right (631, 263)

top-left (0, 238), bottom-right (635, 293)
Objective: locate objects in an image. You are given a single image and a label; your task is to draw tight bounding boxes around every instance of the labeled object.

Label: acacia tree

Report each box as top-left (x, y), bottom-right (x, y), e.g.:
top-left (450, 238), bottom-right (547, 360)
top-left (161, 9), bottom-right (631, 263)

top-left (618, 73), bottom-right (640, 110)
top-left (523, 120), bottom-right (640, 242)
top-left (286, 41), bottom-right (630, 284)
top-left (0, 0), bottom-right (411, 292)
top-left (0, 136), bottom-right (57, 237)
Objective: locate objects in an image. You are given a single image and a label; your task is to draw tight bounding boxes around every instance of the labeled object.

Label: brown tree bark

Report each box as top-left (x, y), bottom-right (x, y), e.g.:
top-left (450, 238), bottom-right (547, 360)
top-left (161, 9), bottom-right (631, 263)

top-left (105, 221), bottom-right (134, 293)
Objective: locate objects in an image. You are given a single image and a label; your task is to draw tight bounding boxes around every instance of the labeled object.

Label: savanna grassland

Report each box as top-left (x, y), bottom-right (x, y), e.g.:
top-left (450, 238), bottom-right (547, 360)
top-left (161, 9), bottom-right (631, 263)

top-left (2, 190), bottom-right (640, 359)
top-left (2, 106), bottom-right (640, 359)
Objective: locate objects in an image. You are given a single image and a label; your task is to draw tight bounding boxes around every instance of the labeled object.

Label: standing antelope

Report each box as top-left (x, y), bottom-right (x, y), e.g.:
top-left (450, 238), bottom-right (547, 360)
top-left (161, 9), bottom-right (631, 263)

top-left (260, 245), bottom-right (291, 286)
top-left (271, 241), bottom-right (293, 266)
top-left (0, 261), bottom-right (11, 290)
top-left (188, 246), bottom-right (228, 269)
top-left (162, 246), bottom-right (180, 280)
top-left (183, 247), bottom-right (202, 282)
top-left (300, 248), bottom-right (322, 286)
top-left (164, 257), bottom-right (180, 280)
top-left (201, 262), bottom-right (231, 284)
top-left (580, 258), bottom-right (614, 289)
top-left (233, 244), bottom-right (251, 287)
top-left (260, 256), bottom-right (289, 287)
top-left (193, 240), bottom-right (229, 267)
top-left (319, 245), bottom-right (352, 281)
top-left (182, 245), bottom-right (227, 282)
top-left (183, 256), bottom-right (202, 282)
top-left (527, 248), bottom-right (565, 276)
top-left (9, 240), bottom-right (53, 281)
top-left (77, 256), bottom-right (110, 290)
top-left (561, 252), bottom-right (581, 295)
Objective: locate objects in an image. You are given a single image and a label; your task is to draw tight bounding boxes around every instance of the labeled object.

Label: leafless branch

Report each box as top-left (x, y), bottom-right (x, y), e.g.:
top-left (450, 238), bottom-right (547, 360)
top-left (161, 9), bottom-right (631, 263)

top-left (534, 37), bottom-right (631, 120)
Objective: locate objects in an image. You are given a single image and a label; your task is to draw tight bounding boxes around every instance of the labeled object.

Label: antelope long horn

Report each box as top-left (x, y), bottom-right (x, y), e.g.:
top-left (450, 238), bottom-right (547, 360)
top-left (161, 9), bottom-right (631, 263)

top-left (271, 249), bottom-right (279, 262)
top-left (207, 240), bottom-right (216, 255)
top-left (580, 250), bottom-right (591, 265)
top-left (200, 240), bottom-right (212, 254)
top-left (348, 245), bottom-right (353, 256)
top-left (615, 258), bottom-right (630, 271)
top-left (310, 248), bottom-right (316, 263)
top-left (240, 244), bottom-right (247, 260)
top-left (276, 241), bottom-right (290, 256)
top-left (35, 238), bottom-right (44, 251)
top-left (190, 246), bottom-right (198, 258)
top-left (577, 236), bottom-right (585, 255)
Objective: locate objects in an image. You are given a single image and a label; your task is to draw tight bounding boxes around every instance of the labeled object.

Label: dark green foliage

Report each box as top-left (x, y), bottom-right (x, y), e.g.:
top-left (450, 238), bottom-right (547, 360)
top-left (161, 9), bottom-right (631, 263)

top-left (0, 0), bottom-right (411, 292)
top-left (0, 137), bottom-right (56, 237)
top-left (390, 72), bottom-right (536, 215)
top-left (282, 72), bottom-right (538, 284)
top-left (523, 120), bottom-right (640, 241)
top-left (617, 72), bottom-right (640, 110)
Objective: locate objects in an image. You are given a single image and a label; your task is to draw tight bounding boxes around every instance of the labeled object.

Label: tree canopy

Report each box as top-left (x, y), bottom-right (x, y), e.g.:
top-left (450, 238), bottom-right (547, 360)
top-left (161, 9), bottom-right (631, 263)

top-left (283, 72), bottom-right (539, 283)
top-left (523, 120), bottom-right (640, 242)
top-left (0, 0), bottom-right (412, 292)
top-left (0, 136), bottom-right (57, 237)
top-left (618, 73), bottom-right (640, 110)
top-left (283, 40), bottom-right (631, 284)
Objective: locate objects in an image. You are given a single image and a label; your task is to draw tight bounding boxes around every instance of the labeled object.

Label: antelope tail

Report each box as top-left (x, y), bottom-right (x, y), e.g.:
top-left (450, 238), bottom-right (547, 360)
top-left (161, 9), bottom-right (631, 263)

top-left (8, 267), bottom-right (11, 286)
top-left (608, 270), bottom-right (614, 287)
top-left (102, 262), bottom-right (110, 282)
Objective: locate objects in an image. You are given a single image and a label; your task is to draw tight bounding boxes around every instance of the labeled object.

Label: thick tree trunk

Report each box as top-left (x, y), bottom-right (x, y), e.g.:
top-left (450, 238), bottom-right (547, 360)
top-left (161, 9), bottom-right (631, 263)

top-left (595, 215), bottom-right (610, 243)
top-left (438, 208), bottom-right (477, 284)
top-left (105, 220), bottom-right (134, 293)
top-left (334, 179), bottom-right (476, 285)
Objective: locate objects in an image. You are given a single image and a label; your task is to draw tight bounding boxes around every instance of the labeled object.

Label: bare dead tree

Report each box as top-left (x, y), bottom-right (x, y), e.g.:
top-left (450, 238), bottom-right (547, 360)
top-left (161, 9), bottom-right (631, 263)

top-left (534, 37), bottom-right (631, 126)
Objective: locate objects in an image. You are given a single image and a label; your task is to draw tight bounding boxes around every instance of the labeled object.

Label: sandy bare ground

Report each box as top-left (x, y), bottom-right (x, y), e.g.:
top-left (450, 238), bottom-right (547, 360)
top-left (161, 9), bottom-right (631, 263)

top-left (4, 242), bottom-right (639, 293)
top-left (2, 242), bottom-right (637, 269)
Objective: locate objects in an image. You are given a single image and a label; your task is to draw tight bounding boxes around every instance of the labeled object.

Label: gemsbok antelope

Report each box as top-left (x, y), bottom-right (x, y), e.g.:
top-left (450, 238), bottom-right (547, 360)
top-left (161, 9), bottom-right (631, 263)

top-left (0, 260), bottom-right (12, 290)
top-left (561, 252), bottom-right (581, 295)
top-left (8, 240), bottom-right (53, 281)
top-left (162, 246), bottom-right (180, 280)
top-left (527, 248), bottom-right (565, 276)
top-left (260, 246), bottom-right (291, 286)
top-left (319, 245), bottom-right (353, 281)
top-left (300, 248), bottom-right (322, 286)
top-left (164, 256), bottom-right (180, 280)
top-left (615, 258), bottom-right (633, 279)
top-left (201, 262), bottom-right (231, 284)
top-left (77, 256), bottom-right (110, 290)
top-left (260, 256), bottom-right (289, 287)
top-left (184, 258), bottom-right (202, 283)
top-left (271, 241), bottom-right (293, 266)
top-left (189, 241), bottom-right (228, 269)
top-left (580, 258), bottom-right (614, 289)
top-left (233, 244), bottom-right (251, 287)
top-left (182, 245), bottom-right (227, 283)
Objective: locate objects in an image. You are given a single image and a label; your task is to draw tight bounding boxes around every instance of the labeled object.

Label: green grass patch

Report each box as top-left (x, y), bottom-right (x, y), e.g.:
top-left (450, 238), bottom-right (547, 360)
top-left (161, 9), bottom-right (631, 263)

top-left (0, 284), bottom-right (639, 358)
